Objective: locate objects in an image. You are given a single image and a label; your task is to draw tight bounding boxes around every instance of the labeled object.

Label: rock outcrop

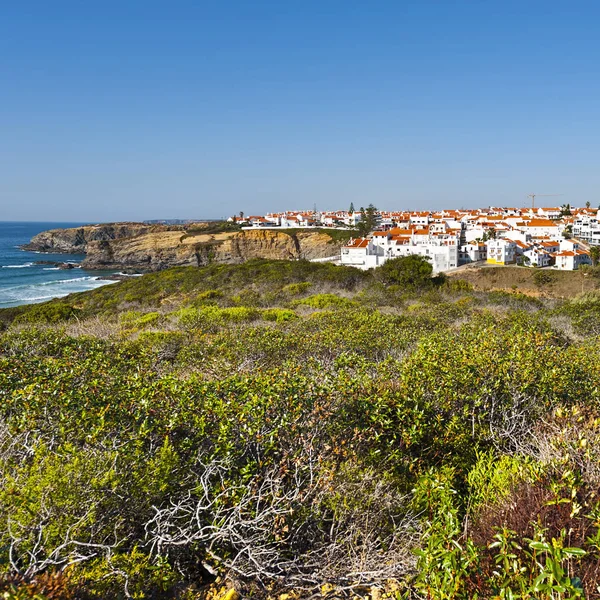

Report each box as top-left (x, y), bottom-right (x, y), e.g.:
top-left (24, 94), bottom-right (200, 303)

top-left (22, 223), bottom-right (184, 254)
top-left (23, 224), bottom-right (345, 271)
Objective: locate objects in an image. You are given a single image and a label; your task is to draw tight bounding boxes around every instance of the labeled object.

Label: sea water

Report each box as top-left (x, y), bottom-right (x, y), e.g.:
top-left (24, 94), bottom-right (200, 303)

top-left (0, 222), bottom-right (116, 308)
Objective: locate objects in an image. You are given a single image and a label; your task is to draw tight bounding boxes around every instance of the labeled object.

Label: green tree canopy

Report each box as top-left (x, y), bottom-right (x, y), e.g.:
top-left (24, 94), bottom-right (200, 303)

top-left (357, 204), bottom-right (378, 237)
top-left (560, 203), bottom-right (572, 217)
top-left (376, 254), bottom-right (434, 289)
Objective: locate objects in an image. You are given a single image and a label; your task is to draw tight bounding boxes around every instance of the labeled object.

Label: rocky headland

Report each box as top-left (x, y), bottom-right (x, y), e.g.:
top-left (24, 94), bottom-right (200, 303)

top-left (23, 223), bottom-right (347, 271)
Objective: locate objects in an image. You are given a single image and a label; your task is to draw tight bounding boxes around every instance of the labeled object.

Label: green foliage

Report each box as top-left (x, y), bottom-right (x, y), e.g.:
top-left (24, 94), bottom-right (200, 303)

top-left (13, 302), bottom-right (79, 325)
top-left (486, 289), bottom-right (543, 308)
top-left (533, 269), bottom-right (556, 286)
top-left (179, 220), bottom-right (242, 241)
top-left (357, 204), bottom-right (378, 236)
top-left (177, 305), bottom-right (259, 330)
top-left (411, 470), bottom-right (479, 599)
top-left (278, 228), bottom-right (359, 243)
top-left (294, 293), bottom-right (355, 309)
top-left (262, 308), bottom-right (297, 322)
top-left (466, 451), bottom-right (537, 514)
top-left (556, 291), bottom-right (600, 335)
top-left (120, 310), bottom-right (162, 330)
top-left (2, 259), bottom-right (600, 598)
top-left (189, 289), bottom-right (224, 306)
top-left (282, 281), bottom-right (312, 295)
top-left (376, 254), bottom-right (434, 289)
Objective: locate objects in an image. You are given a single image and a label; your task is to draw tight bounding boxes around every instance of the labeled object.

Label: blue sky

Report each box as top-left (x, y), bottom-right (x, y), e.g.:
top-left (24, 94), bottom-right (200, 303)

top-left (1, 1), bottom-right (599, 221)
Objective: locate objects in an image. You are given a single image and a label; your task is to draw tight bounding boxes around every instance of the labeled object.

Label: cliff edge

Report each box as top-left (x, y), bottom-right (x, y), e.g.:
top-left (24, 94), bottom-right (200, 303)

top-left (23, 223), bottom-right (346, 270)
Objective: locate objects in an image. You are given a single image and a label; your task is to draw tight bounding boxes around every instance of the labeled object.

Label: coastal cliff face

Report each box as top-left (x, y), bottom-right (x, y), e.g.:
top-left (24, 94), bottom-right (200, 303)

top-left (23, 223), bottom-right (183, 254)
top-left (23, 224), bottom-right (344, 270)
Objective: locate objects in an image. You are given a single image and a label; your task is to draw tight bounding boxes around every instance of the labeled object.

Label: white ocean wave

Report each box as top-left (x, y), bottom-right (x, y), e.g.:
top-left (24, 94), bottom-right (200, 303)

top-left (37, 276), bottom-right (98, 286)
top-left (0, 276), bottom-right (116, 307)
top-left (1, 262), bottom-right (34, 269)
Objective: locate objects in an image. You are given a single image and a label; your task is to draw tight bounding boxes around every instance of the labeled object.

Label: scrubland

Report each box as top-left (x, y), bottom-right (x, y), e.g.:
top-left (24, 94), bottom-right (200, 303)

top-left (1, 259), bottom-right (600, 599)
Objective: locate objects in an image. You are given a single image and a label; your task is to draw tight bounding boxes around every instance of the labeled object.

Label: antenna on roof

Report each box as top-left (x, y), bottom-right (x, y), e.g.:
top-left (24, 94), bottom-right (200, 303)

top-left (527, 193), bottom-right (563, 209)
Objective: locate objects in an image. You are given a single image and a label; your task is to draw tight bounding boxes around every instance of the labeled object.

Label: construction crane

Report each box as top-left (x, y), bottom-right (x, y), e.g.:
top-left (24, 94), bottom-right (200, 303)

top-left (527, 193), bottom-right (563, 209)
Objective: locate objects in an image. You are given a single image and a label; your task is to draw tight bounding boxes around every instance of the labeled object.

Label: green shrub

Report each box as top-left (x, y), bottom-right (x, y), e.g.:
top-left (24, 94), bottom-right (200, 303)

top-left (4, 259), bottom-right (600, 597)
top-left (282, 282), bottom-right (312, 295)
top-left (176, 305), bottom-right (259, 330)
top-left (557, 291), bottom-right (600, 335)
top-left (120, 310), bottom-right (162, 329)
top-left (220, 306), bottom-right (260, 321)
top-left (194, 289), bottom-right (223, 302)
top-left (533, 269), bottom-right (556, 286)
top-left (296, 293), bottom-right (354, 309)
top-left (231, 288), bottom-right (261, 306)
top-left (445, 278), bottom-right (474, 293)
top-left (376, 255), bottom-right (434, 289)
top-left (13, 302), bottom-right (79, 325)
top-left (262, 308), bottom-right (298, 323)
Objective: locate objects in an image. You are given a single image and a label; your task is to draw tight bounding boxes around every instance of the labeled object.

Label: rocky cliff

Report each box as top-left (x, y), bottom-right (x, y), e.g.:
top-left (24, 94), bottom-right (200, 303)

top-left (22, 223), bottom-right (184, 254)
top-left (23, 224), bottom-right (345, 270)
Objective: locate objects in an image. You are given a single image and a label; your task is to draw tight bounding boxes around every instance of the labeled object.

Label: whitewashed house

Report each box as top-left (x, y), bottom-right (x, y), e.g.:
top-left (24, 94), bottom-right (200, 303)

top-left (553, 250), bottom-right (591, 270)
top-left (486, 239), bottom-right (517, 265)
top-left (459, 242), bottom-right (487, 264)
top-left (573, 216), bottom-right (600, 246)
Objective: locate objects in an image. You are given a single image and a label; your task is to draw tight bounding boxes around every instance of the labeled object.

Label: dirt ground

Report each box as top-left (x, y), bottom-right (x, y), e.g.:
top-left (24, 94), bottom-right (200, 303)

top-left (448, 265), bottom-right (600, 298)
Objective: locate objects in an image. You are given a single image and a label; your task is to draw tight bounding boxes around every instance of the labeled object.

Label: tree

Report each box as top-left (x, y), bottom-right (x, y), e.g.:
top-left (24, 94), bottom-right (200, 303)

top-left (349, 202), bottom-right (355, 213)
top-left (590, 245), bottom-right (600, 267)
top-left (357, 204), bottom-right (379, 237)
top-left (239, 211), bottom-right (244, 220)
top-left (586, 201), bottom-right (591, 209)
top-left (559, 203), bottom-right (572, 217)
top-left (518, 255), bottom-right (531, 267)
top-left (376, 254), bottom-right (434, 289)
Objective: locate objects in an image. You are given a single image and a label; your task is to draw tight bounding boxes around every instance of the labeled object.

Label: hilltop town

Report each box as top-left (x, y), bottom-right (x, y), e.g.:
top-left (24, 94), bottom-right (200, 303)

top-left (229, 204), bottom-right (600, 272)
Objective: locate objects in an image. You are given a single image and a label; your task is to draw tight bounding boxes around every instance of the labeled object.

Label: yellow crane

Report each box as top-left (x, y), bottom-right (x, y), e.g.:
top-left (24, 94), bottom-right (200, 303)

top-left (527, 193), bottom-right (563, 209)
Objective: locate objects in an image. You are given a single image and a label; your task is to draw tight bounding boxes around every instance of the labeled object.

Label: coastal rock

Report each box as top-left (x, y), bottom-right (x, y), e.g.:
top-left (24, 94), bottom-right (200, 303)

top-left (24, 224), bottom-right (346, 271)
top-left (22, 223), bottom-right (185, 254)
top-left (34, 260), bottom-right (79, 269)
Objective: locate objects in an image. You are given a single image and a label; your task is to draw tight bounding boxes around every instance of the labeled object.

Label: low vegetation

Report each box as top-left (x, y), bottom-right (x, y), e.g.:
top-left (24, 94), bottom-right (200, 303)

top-left (277, 227), bottom-right (360, 244)
top-left (180, 221), bottom-right (243, 240)
top-left (1, 257), bottom-right (600, 598)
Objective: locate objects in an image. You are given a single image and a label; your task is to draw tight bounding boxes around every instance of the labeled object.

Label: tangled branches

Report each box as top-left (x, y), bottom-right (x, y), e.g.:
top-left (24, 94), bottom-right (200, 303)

top-left (145, 455), bottom-right (418, 593)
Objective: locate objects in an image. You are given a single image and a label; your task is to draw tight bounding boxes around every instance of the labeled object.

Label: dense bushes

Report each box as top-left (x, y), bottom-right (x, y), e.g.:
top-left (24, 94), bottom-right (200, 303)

top-left (376, 254), bottom-right (434, 289)
top-left (1, 260), bottom-right (600, 598)
top-left (12, 302), bottom-right (79, 325)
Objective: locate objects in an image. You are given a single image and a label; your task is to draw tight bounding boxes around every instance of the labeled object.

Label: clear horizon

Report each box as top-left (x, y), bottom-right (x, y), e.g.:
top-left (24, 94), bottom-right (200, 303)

top-left (2, 1), bottom-right (600, 222)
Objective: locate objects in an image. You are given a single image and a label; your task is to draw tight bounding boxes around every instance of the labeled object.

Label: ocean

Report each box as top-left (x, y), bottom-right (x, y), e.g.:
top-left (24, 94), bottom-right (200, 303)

top-left (0, 222), bottom-right (116, 308)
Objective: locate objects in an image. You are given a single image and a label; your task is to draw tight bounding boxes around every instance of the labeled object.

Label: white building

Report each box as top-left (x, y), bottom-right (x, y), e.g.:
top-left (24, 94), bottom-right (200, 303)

top-left (459, 242), bottom-right (487, 263)
top-left (341, 233), bottom-right (458, 273)
top-left (340, 238), bottom-right (383, 269)
top-left (519, 219), bottom-right (561, 239)
top-left (486, 239), bottom-right (517, 265)
top-left (553, 249), bottom-right (591, 270)
top-left (572, 216), bottom-right (600, 246)
top-left (523, 246), bottom-right (552, 267)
